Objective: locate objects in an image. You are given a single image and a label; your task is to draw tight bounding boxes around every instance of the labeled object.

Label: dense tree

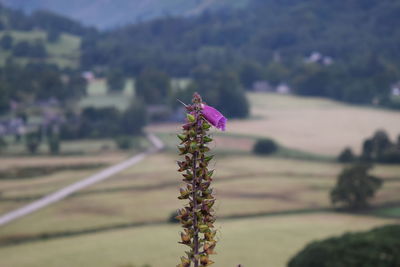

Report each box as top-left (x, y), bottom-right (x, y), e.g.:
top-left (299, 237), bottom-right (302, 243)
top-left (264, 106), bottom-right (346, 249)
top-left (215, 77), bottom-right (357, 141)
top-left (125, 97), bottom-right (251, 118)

top-left (47, 133), bottom-right (60, 154)
top-left (135, 68), bottom-right (171, 104)
top-left (12, 41), bottom-right (31, 57)
top-left (330, 164), bottom-right (383, 210)
top-left (0, 62), bottom-right (87, 107)
top-left (0, 136), bottom-right (7, 152)
top-left (0, 4), bottom-right (95, 36)
top-left (25, 131), bottom-right (41, 154)
top-left (191, 68), bottom-right (249, 118)
top-left (11, 41), bottom-right (47, 58)
top-left (238, 61), bottom-right (265, 89)
top-left (80, 0), bottom-right (400, 108)
top-left (79, 107), bottom-right (121, 138)
top-left (47, 29), bottom-right (61, 43)
top-left (360, 130), bottom-right (400, 163)
top-left (289, 225), bottom-right (400, 267)
top-left (0, 34), bottom-right (13, 50)
top-left (60, 103), bottom-right (147, 139)
top-left (337, 147), bottom-right (355, 163)
top-left (120, 100), bottom-right (147, 135)
top-left (106, 69), bottom-right (126, 93)
top-left (265, 62), bottom-right (290, 87)
top-left (253, 138), bottom-right (278, 155)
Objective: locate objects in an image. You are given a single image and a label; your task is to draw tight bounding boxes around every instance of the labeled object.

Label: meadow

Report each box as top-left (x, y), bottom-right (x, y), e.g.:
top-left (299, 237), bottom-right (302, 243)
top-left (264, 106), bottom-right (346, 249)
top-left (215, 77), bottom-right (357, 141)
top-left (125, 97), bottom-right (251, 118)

top-left (0, 93), bottom-right (399, 267)
top-left (150, 93), bottom-right (400, 156)
top-left (0, 30), bottom-right (81, 68)
top-left (79, 78), bottom-right (190, 111)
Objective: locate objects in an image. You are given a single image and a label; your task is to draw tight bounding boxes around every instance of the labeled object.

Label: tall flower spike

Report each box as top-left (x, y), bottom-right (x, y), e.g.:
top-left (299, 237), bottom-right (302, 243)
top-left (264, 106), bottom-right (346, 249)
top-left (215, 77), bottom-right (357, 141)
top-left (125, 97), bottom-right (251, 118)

top-left (201, 104), bottom-right (227, 131)
top-left (176, 93), bottom-right (224, 267)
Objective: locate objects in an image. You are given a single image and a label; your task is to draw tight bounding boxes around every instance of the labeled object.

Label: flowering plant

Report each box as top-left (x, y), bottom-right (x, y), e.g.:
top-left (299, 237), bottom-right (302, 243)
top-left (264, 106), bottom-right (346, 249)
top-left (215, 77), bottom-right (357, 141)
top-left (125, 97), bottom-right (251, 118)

top-left (176, 93), bottom-right (226, 267)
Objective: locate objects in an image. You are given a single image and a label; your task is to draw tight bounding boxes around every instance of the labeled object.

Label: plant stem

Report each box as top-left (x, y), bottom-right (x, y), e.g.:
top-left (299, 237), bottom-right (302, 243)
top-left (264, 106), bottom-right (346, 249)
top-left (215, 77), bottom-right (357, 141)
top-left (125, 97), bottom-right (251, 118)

top-left (192, 118), bottom-right (200, 267)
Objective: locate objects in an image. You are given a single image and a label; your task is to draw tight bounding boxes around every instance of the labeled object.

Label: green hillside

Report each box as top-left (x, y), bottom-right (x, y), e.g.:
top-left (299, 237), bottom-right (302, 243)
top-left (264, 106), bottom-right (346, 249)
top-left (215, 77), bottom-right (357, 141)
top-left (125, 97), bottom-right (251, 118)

top-left (81, 0), bottom-right (400, 108)
top-left (0, 30), bottom-right (80, 68)
top-left (0, 0), bottom-right (250, 29)
top-left (0, 4), bottom-right (93, 69)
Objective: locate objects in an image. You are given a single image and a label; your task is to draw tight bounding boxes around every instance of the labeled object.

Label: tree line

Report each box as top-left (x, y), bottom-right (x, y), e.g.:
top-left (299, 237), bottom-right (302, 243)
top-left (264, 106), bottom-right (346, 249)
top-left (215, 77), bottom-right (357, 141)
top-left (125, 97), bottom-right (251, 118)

top-left (81, 0), bottom-right (400, 108)
top-left (0, 3), bottom-right (96, 36)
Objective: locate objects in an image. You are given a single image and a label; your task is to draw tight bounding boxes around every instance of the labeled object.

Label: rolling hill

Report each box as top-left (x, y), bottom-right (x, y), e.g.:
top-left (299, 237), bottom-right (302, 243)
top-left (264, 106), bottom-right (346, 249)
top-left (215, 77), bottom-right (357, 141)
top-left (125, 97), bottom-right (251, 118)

top-left (0, 0), bottom-right (250, 29)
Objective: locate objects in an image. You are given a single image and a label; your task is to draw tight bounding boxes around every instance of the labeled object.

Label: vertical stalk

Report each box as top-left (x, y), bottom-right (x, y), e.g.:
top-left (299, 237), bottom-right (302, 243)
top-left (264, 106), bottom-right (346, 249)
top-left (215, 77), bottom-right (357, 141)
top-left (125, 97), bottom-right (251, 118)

top-left (192, 149), bottom-right (199, 267)
top-left (177, 93), bottom-right (218, 267)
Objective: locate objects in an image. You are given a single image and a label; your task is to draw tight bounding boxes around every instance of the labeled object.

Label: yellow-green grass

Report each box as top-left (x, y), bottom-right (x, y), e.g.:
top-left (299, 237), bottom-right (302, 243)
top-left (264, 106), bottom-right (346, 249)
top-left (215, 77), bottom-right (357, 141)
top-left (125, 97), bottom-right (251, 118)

top-left (1, 153), bottom-right (399, 237)
top-left (80, 79), bottom-right (135, 111)
top-left (149, 92), bottom-right (400, 156)
top-left (81, 78), bottom-right (192, 110)
top-left (0, 169), bottom-right (102, 214)
top-left (0, 153), bottom-right (128, 214)
top-left (0, 137), bottom-right (143, 156)
top-left (0, 213), bottom-right (397, 267)
top-left (86, 79), bottom-right (135, 96)
top-left (0, 30), bottom-right (80, 68)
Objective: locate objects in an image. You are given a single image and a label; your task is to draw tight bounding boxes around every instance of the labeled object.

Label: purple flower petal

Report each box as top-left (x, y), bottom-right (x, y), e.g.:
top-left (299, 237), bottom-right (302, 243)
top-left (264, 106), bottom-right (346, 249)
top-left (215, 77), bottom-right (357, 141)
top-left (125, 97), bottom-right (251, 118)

top-left (201, 104), bottom-right (227, 131)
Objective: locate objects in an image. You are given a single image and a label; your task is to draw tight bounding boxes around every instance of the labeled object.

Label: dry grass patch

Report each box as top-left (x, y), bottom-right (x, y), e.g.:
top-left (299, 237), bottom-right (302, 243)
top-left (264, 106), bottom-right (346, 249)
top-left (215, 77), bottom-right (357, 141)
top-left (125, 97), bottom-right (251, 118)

top-left (149, 93), bottom-right (400, 156)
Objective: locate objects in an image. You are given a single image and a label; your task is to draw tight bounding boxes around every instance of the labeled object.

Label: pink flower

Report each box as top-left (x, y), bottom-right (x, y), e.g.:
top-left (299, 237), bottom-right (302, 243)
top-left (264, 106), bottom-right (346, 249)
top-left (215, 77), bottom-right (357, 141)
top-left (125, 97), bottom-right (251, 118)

top-left (201, 104), bottom-right (227, 131)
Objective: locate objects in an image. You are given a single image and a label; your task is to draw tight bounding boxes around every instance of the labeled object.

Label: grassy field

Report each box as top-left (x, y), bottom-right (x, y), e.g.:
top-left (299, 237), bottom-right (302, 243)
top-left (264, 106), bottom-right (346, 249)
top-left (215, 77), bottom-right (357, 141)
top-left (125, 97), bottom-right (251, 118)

top-left (149, 93), bottom-right (400, 156)
top-left (80, 78), bottom-right (191, 111)
top-left (79, 79), bottom-right (136, 111)
top-left (0, 213), bottom-right (397, 267)
top-left (0, 93), bottom-right (399, 266)
top-left (0, 152), bottom-right (399, 248)
top-left (0, 30), bottom-right (81, 68)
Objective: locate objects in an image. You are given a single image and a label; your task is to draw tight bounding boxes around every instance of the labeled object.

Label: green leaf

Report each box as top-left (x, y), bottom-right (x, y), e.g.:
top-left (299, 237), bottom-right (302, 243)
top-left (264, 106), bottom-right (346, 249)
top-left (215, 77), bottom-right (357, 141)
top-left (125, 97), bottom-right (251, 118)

top-left (205, 155), bottom-right (214, 162)
top-left (203, 123), bottom-right (211, 129)
top-left (199, 224), bottom-right (209, 233)
top-left (203, 136), bottom-right (213, 143)
top-left (187, 114), bottom-right (195, 122)
top-left (190, 142), bottom-right (198, 151)
top-left (177, 134), bottom-right (186, 141)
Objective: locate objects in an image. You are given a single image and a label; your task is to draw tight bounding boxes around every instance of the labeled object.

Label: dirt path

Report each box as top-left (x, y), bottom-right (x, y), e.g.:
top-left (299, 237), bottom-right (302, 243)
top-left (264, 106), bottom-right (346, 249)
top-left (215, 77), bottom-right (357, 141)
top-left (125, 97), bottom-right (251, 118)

top-left (0, 133), bottom-right (164, 227)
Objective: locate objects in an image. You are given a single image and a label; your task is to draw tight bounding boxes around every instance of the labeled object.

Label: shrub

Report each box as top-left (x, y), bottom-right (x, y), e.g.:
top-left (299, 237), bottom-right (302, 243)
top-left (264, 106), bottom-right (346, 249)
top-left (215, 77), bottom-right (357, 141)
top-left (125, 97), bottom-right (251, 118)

top-left (378, 149), bottom-right (400, 164)
top-left (168, 210), bottom-right (179, 224)
top-left (331, 164), bottom-right (383, 210)
top-left (136, 68), bottom-right (171, 104)
top-left (337, 147), bottom-right (355, 162)
top-left (114, 136), bottom-right (133, 150)
top-left (0, 34), bottom-right (13, 50)
top-left (288, 224), bottom-right (400, 267)
top-left (253, 138), bottom-right (278, 155)
top-left (106, 69), bottom-right (126, 93)
top-left (47, 134), bottom-right (60, 155)
top-left (25, 132), bottom-right (41, 154)
top-left (0, 136), bottom-right (7, 152)
top-left (120, 100), bottom-right (147, 135)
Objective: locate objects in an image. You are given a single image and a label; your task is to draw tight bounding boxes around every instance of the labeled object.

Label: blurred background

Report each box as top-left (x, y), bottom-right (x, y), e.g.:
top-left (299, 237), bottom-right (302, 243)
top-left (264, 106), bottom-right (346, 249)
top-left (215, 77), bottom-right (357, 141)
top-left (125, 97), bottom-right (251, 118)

top-left (0, 0), bottom-right (399, 266)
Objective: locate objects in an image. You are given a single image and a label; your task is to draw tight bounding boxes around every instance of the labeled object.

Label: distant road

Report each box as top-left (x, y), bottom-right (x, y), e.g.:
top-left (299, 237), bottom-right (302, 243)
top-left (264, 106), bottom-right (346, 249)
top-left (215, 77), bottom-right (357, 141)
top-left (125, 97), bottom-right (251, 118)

top-left (0, 133), bottom-right (164, 227)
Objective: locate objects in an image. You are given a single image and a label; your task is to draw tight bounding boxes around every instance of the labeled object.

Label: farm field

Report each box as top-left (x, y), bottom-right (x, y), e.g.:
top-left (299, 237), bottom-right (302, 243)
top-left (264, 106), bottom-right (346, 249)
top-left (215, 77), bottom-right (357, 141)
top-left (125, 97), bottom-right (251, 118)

top-left (0, 152), bottom-right (128, 214)
top-left (0, 30), bottom-right (81, 68)
top-left (149, 92), bottom-right (400, 156)
top-left (79, 77), bottom-right (191, 111)
top-left (0, 152), bottom-right (399, 267)
top-left (0, 212), bottom-right (397, 267)
top-left (0, 93), bottom-right (399, 266)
